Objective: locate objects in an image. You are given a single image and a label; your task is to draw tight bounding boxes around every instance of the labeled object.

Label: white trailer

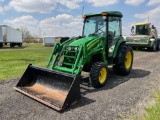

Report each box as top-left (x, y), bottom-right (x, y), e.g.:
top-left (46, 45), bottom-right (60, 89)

top-left (43, 36), bottom-right (55, 46)
top-left (0, 25), bottom-right (22, 48)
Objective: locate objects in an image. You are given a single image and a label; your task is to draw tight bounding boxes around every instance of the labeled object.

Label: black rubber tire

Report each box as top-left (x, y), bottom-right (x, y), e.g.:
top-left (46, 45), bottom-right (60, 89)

top-left (19, 43), bottom-right (22, 47)
top-left (89, 62), bottom-right (108, 88)
top-left (132, 46), bottom-right (136, 50)
top-left (148, 41), bottom-right (156, 51)
top-left (10, 43), bottom-right (14, 47)
top-left (113, 44), bottom-right (133, 76)
top-left (156, 40), bottom-right (160, 51)
top-left (0, 43), bottom-right (3, 47)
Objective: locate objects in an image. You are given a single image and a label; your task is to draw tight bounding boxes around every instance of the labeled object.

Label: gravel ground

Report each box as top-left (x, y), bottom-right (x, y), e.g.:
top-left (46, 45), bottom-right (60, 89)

top-left (0, 51), bottom-right (160, 120)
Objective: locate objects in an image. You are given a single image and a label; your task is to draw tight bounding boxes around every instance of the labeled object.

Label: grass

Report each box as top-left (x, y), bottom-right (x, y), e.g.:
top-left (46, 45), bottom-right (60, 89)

top-left (143, 92), bottom-right (160, 120)
top-left (0, 43), bottom-right (53, 80)
top-left (0, 44), bottom-right (140, 80)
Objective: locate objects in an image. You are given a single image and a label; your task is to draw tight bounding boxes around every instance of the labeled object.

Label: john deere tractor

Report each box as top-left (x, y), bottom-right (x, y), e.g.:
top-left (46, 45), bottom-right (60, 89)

top-left (15, 11), bottom-right (133, 111)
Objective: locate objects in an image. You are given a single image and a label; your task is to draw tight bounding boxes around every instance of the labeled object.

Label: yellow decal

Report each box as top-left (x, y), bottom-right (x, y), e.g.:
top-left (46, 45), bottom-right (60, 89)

top-left (87, 40), bottom-right (100, 50)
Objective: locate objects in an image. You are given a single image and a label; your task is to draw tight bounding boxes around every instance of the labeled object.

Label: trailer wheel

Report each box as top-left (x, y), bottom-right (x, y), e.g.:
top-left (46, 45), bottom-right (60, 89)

top-left (0, 43), bottom-right (3, 47)
top-left (113, 44), bottom-right (133, 76)
top-left (19, 43), bottom-right (22, 47)
top-left (10, 43), bottom-right (14, 47)
top-left (89, 62), bottom-right (108, 88)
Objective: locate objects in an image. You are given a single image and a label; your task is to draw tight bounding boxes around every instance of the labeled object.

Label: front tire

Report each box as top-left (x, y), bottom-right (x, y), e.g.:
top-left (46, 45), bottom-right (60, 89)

top-left (148, 42), bottom-right (156, 51)
top-left (89, 62), bottom-right (108, 88)
top-left (113, 44), bottom-right (133, 76)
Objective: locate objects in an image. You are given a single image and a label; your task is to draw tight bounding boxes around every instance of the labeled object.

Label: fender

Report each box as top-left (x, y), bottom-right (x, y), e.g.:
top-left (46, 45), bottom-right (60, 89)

top-left (113, 38), bottom-right (126, 58)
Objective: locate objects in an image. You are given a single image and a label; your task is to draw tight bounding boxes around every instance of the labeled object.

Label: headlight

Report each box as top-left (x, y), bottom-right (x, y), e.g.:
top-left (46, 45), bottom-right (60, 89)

top-left (150, 38), bottom-right (155, 42)
top-left (67, 47), bottom-right (72, 50)
top-left (74, 47), bottom-right (78, 51)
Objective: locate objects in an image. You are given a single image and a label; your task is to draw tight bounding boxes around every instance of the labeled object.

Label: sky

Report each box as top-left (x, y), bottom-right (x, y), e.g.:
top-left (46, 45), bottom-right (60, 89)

top-left (0, 0), bottom-right (160, 37)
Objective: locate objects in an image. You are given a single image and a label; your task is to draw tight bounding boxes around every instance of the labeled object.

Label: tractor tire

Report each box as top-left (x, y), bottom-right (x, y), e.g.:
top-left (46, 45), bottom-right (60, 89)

top-left (148, 42), bottom-right (156, 51)
top-left (156, 40), bottom-right (160, 51)
top-left (89, 62), bottom-right (108, 88)
top-left (113, 44), bottom-right (133, 76)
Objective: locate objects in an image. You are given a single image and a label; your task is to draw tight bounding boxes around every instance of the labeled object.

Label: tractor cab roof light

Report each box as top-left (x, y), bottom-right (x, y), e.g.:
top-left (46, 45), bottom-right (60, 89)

top-left (101, 12), bottom-right (108, 16)
top-left (83, 15), bottom-right (87, 19)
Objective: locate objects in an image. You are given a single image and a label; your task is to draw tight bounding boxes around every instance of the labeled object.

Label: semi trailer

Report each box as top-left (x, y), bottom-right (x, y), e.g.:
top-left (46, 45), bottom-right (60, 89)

top-left (0, 25), bottom-right (22, 48)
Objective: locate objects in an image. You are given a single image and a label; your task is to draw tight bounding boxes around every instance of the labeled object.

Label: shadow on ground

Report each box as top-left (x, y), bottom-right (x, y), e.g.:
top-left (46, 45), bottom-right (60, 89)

top-left (80, 68), bottom-right (151, 94)
top-left (8, 68), bottom-right (151, 113)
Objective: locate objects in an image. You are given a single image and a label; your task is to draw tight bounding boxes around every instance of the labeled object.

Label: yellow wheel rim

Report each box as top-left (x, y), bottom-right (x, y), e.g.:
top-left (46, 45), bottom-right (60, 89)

top-left (125, 51), bottom-right (132, 69)
top-left (99, 67), bottom-right (107, 84)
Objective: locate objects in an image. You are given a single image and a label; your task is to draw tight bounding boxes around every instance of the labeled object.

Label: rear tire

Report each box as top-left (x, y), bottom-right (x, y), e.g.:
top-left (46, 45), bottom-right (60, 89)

top-left (156, 40), bottom-right (160, 51)
top-left (89, 62), bottom-right (108, 88)
top-left (113, 44), bottom-right (133, 76)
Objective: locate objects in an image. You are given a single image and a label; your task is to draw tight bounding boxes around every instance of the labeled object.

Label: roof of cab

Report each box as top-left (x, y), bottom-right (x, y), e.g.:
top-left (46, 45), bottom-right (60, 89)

top-left (84, 11), bottom-right (123, 18)
top-left (135, 22), bottom-right (151, 26)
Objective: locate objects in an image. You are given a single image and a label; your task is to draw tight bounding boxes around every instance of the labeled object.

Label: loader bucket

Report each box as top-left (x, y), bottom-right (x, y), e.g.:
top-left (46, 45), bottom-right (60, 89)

top-left (14, 64), bottom-right (81, 111)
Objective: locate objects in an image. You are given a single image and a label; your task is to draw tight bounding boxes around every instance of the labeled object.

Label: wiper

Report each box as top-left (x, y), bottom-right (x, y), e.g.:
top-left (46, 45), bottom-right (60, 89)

top-left (94, 25), bottom-right (105, 33)
top-left (89, 25), bottom-right (105, 36)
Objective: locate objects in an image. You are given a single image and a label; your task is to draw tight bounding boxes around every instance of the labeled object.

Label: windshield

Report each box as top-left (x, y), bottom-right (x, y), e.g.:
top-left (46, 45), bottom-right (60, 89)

top-left (83, 16), bottom-right (121, 38)
top-left (83, 16), bottom-right (106, 37)
top-left (135, 25), bottom-right (149, 35)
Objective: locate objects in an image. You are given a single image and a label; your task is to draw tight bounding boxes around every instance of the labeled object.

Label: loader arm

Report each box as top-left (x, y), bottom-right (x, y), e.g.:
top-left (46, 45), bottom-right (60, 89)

top-left (51, 36), bottom-right (106, 75)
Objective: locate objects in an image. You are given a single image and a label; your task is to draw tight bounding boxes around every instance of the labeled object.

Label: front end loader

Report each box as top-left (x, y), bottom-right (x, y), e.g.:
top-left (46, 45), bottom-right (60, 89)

top-left (15, 11), bottom-right (133, 111)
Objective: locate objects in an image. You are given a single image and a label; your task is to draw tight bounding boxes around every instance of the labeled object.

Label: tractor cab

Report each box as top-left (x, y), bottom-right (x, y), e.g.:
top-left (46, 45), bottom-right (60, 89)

top-left (131, 22), bottom-right (151, 36)
top-left (82, 12), bottom-right (123, 57)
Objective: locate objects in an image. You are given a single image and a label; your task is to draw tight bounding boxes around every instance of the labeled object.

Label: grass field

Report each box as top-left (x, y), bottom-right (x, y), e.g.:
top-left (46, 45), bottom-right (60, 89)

top-left (0, 43), bottom-right (53, 80)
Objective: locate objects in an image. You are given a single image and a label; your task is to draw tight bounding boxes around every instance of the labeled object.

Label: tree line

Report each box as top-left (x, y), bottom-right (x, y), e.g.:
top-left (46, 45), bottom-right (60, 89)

top-left (16, 26), bottom-right (43, 43)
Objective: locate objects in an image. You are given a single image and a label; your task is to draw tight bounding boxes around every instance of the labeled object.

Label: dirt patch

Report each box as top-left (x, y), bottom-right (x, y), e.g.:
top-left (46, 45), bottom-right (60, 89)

top-left (0, 51), bottom-right (160, 120)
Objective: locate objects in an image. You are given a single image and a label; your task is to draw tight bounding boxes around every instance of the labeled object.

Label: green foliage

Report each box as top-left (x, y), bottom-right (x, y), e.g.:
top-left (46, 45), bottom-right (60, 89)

top-left (0, 43), bottom-right (53, 80)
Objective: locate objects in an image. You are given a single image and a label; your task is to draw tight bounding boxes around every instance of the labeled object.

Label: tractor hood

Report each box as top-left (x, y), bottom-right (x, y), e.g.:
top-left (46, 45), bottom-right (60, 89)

top-left (69, 36), bottom-right (99, 46)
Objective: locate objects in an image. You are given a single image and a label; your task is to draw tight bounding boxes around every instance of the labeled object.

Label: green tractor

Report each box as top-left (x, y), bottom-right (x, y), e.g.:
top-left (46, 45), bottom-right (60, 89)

top-left (14, 11), bottom-right (133, 111)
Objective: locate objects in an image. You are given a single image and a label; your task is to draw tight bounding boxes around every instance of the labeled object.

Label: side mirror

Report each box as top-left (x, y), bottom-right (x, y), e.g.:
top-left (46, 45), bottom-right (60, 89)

top-left (131, 26), bottom-right (134, 33)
